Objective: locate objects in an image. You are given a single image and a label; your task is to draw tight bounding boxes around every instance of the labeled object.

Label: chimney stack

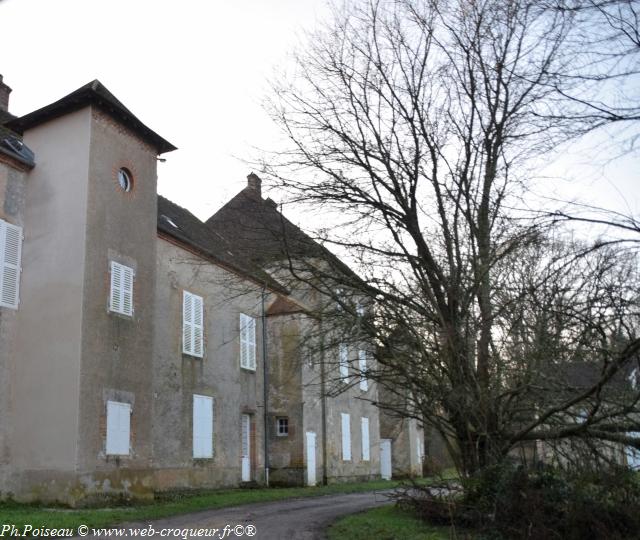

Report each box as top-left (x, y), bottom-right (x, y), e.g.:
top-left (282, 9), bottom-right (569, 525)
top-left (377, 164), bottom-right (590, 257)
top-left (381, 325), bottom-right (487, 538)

top-left (0, 75), bottom-right (12, 113)
top-left (247, 172), bottom-right (262, 197)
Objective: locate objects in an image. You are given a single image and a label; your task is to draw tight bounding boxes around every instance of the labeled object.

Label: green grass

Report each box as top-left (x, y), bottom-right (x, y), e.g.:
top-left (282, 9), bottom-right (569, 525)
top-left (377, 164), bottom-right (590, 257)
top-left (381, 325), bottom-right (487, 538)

top-left (328, 505), bottom-right (456, 540)
top-left (0, 479), bottom-right (416, 534)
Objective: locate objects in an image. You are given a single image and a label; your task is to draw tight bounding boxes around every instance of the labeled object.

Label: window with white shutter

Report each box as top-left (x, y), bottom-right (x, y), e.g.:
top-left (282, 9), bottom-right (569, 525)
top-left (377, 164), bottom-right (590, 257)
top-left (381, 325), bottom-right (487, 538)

top-left (341, 412), bottom-right (351, 461)
top-left (106, 400), bottom-right (131, 455)
top-left (109, 261), bottom-right (134, 316)
top-left (193, 394), bottom-right (214, 458)
top-left (0, 219), bottom-right (23, 310)
top-left (183, 291), bottom-right (204, 357)
top-left (358, 350), bottom-right (368, 391)
top-left (240, 313), bottom-right (256, 370)
top-left (335, 288), bottom-right (344, 311)
top-left (361, 417), bottom-right (370, 461)
top-left (339, 343), bottom-right (349, 380)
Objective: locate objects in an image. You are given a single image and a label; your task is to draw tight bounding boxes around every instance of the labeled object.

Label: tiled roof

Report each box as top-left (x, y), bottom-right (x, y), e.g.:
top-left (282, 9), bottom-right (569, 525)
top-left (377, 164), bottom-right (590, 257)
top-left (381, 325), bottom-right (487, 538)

top-left (157, 195), bottom-right (287, 293)
top-left (204, 185), bottom-right (359, 284)
top-left (6, 80), bottom-right (176, 154)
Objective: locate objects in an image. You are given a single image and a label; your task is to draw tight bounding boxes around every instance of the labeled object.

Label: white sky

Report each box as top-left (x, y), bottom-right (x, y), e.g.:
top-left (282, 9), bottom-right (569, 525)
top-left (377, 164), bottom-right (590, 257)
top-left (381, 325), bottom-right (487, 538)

top-left (1, 0), bottom-right (637, 226)
top-left (0, 0), bottom-right (330, 220)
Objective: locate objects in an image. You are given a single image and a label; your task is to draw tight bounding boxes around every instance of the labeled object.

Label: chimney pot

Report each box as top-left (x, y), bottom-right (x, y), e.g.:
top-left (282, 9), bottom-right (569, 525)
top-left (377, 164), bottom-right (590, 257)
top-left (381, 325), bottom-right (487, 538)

top-left (0, 75), bottom-right (12, 113)
top-left (247, 172), bottom-right (262, 197)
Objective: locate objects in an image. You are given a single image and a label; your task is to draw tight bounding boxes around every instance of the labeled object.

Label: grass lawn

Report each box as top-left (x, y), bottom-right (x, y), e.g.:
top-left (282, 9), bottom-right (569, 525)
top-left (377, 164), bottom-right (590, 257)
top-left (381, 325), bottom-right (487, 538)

top-left (328, 505), bottom-right (458, 540)
top-left (0, 479), bottom-right (415, 534)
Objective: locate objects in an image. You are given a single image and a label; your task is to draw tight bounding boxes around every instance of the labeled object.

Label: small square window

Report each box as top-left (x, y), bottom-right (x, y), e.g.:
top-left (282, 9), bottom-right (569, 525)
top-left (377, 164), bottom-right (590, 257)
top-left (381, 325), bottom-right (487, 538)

top-left (277, 417), bottom-right (289, 436)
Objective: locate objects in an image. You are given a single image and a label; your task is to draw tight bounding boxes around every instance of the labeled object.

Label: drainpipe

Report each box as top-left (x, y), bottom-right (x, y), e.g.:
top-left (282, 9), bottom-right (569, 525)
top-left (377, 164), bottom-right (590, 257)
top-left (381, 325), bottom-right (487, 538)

top-left (261, 285), bottom-right (270, 487)
top-left (320, 317), bottom-right (328, 485)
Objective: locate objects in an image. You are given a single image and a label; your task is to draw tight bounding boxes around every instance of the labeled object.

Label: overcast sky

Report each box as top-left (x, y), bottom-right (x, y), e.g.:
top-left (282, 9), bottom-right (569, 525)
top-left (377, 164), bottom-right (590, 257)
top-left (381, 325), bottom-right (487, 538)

top-left (1, 0), bottom-right (637, 225)
top-left (1, 0), bottom-right (330, 220)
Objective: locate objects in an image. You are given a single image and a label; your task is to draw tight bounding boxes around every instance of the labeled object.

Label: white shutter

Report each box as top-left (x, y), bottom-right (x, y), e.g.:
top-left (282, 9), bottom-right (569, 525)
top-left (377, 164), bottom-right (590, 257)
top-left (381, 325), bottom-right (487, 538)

top-left (240, 314), bottom-right (256, 370)
top-left (106, 401), bottom-right (130, 455)
top-left (240, 314), bottom-right (247, 368)
top-left (193, 294), bottom-right (204, 357)
top-left (361, 417), bottom-right (370, 461)
top-left (358, 350), bottom-right (368, 391)
top-left (122, 265), bottom-right (133, 316)
top-left (0, 220), bottom-right (22, 309)
top-left (183, 291), bottom-right (204, 357)
top-left (341, 412), bottom-right (351, 461)
top-left (109, 261), bottom-right (134, 316)
top-left (335, 288), bottom-right (344, 311)
top-left (183, 291), bottom-right (193, 354)
top-left (193, 394), bottom-right (213, 458)
top-left (248, 316), bottom-right (256, 369)
top-left (339, 343), bottom-right (349, 380)
top-left (110, 261), bottom-right (122, 313)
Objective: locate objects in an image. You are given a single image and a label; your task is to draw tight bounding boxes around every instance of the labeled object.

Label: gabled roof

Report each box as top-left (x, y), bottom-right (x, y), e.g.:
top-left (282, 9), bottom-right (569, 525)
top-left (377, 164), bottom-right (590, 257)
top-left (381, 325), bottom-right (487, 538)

top-left (205, 187), bottom-right (318, 266)
top-left (6, 80), bottom-right (176, 154)
top-left (157, 195), bottom-right (287, 294)
top-left (204, 182), bottom-right (359, 285)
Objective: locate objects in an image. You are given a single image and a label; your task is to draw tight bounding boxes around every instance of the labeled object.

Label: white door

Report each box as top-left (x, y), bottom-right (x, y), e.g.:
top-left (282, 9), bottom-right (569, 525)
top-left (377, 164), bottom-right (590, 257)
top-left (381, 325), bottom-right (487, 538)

top-left (306, 431), bottom-right (317, 486)
top-left (380, 439), bottom-right (392, 480)
top-left (241, 414), bottom-right (251, 481)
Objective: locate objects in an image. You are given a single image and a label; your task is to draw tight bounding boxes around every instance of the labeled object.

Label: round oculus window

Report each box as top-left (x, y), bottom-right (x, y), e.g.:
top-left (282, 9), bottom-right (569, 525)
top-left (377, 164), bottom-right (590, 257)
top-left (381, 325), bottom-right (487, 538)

top-left (117, 168), bottom-right (133, 192)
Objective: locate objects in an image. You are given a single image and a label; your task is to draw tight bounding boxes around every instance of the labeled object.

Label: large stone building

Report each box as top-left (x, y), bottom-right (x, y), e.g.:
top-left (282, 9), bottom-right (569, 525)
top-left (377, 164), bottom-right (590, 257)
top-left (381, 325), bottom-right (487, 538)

top-left (0, 76), bottom-right (405, 504)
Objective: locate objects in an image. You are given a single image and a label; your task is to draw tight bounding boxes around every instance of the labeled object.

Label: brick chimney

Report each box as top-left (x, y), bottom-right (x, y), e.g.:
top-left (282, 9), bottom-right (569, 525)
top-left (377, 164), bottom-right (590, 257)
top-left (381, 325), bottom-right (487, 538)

top-left (0, 75), bottom-right (12, 113)
top-left (247, 172), bottom-right (262, 197)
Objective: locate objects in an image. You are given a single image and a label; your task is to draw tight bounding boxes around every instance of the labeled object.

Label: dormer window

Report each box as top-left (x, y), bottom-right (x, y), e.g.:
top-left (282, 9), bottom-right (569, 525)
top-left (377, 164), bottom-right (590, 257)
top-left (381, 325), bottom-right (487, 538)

top-left (117, 168), bottom-right (133, 192)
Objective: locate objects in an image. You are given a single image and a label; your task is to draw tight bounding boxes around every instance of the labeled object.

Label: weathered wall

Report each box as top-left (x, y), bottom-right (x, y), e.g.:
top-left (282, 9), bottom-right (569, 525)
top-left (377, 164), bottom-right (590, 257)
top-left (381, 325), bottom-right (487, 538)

top-left (263, 265), bottom-right (382, 485)
top-left (321, 344), bottom-right (381, 483)
top-left (266, 308), bottom-right (382, 485)
top-left (266, 312), bottom-right (305, 485)
top-left (378, 386), bottom-right (425, 477)
top-left (387, 418), bottom-right (423, 478)
top-left (153, 237), bottom-right (267, 489)
top-left (9, 108), bottom-right (91, 501)
top-left (73, 108), bottom-right (160, 500)
top-left (0, 157), bottom-right (29, 496)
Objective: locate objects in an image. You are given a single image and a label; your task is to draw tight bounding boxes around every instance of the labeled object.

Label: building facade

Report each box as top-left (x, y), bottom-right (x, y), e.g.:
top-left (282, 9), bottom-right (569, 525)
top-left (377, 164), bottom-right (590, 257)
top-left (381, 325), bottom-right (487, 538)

top-left (0, 76), bottom-right (386, 504)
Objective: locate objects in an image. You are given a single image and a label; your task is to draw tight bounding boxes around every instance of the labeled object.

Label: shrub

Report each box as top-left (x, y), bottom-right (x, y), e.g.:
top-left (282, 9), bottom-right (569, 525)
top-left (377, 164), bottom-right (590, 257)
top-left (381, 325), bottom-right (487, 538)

top-left (401, 463), bottom-right (640, 539)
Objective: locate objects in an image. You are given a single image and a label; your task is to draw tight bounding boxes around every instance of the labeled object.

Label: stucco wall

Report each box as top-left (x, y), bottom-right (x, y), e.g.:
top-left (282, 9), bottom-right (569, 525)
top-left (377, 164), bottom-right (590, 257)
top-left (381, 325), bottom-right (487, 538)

top-left (321, 348), bottom-right (381, 483)
top-left (153, 237), bottom-right (267, 489)
top-left (266, 307), bottom-right (382, 485)
top-left (379, 386), bottom-right (425, 477)
top-left (0, 158), bottom-right (28, 495)
top-left (9, 109), bottom-right (91, 500)
top-left (72, 108), bottom-right (160, 499)
top-left (266, 313), bottom-right (306, 485)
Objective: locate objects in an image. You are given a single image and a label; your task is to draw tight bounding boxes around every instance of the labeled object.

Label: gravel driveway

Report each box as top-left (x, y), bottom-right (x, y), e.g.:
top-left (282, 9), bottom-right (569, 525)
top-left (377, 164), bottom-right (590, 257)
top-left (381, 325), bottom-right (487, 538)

top-left (80, 490), bottom-right (394, 540)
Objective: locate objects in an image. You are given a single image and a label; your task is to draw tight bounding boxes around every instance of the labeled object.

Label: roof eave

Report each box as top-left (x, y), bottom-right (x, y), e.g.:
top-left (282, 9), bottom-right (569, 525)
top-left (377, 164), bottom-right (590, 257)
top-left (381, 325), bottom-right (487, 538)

top-left (6, 84), bottom-right (177, 155)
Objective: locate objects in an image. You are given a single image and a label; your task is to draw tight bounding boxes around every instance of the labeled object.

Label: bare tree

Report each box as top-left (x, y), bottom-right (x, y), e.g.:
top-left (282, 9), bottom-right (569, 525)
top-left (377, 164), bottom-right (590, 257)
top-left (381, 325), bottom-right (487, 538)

top-left (262, 0), bottom-right (640, 475)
